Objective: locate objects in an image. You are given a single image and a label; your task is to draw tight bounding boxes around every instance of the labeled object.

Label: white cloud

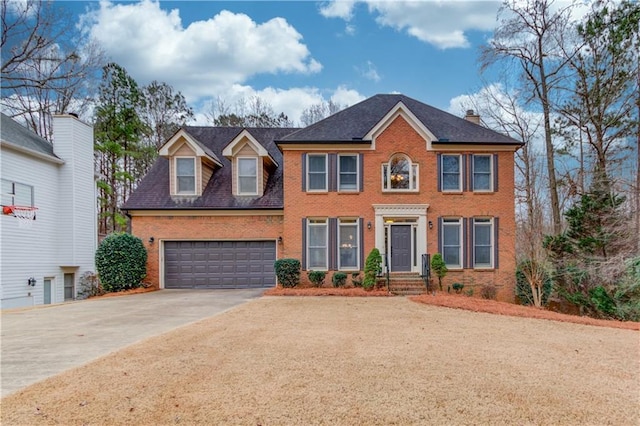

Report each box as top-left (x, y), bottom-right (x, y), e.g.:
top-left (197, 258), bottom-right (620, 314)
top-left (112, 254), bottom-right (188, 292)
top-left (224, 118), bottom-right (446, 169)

top-left (319, 0), bottom-right (357, 19)
top-left (359, 61), bottom-right (381, 82)
top-left (191, 85), bottom-right (366, 126)
top-left (80, 0), bottom-right (321, 101)
top-left (320, 0), bottom-right (500, 49)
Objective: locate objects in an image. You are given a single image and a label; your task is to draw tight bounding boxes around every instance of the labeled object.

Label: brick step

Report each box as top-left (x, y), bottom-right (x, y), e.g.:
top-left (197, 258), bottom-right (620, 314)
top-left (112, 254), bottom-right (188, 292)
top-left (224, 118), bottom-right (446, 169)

top-left (388, 277), bottom-right (428, 295)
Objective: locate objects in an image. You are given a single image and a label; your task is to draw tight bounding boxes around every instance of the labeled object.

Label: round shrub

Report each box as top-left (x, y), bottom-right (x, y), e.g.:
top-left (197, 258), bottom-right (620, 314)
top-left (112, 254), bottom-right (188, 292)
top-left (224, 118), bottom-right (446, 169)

top-left (274, 258), bottom-right (300, 288)
top-left (308, 270), bottom-right (326, 287)
top-left (95, 233), bottom-right (147, 292)
top-left (332, 272), bottom-right (347, 288)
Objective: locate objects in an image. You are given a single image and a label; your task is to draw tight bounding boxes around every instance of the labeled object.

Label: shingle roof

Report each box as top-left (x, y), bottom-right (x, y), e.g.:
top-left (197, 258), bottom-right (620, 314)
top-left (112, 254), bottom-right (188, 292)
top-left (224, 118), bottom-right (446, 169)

top-left (122, 127), bottom-right (298, 210)
top-left (0, 113), bottom-right (61, 160)
top-left (278, 94), bottom-right (522, 145)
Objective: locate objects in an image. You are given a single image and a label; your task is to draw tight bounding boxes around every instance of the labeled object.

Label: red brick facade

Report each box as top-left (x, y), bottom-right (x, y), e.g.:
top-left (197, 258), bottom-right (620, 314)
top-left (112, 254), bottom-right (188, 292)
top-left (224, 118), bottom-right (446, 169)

top-left (127, 99), bottom-right (519, 302)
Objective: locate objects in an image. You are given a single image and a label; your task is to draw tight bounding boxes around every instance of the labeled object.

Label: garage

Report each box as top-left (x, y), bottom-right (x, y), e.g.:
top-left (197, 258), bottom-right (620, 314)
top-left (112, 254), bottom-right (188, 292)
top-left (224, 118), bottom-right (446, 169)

top-left (164, 240), bottom-right (277, 289)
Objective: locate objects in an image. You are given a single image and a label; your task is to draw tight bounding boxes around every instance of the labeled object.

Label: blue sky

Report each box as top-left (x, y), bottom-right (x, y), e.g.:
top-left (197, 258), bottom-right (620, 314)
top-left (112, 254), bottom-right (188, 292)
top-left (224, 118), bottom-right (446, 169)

top-left (64, 0), bottom-right (506, 124)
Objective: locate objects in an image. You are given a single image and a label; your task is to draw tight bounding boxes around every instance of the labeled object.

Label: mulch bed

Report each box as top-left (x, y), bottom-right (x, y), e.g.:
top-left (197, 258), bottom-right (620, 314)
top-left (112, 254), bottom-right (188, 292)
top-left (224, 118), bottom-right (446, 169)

top-left (410, 292), bottom-right (640, 330)
top-left (263, 286), bottom-right (390, 297)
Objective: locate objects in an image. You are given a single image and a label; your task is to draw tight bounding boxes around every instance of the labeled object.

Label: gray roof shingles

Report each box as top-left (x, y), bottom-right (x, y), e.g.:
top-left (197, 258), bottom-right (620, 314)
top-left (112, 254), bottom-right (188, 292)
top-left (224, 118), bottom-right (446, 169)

top-left (0, 113), bottom-right (61, 160)
top-left (122, 94), bottom-right (522, 211)
top-left (122, 127), bottom-right (297, 210)
top-left (278, 94), bottom-right (522, 145)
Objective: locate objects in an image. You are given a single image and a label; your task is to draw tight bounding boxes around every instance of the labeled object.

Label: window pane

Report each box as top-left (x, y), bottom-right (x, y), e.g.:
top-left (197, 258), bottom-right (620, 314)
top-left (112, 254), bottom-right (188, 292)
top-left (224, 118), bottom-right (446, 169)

top-left (239, 177), bottom-right (256, 194)
top-left (390, 156), bottom-right (410, 189)
top-left (475, 247), bottom-right (491, 265)
top-left (308, 155), bottom-right (326, 172)
top-left (177, 176), bottom-right (195, 193)
top-left (238, 158), bottom-right (257, 175)
top-left (473, 155), bottom-right (491, 191)
top-left (308, 155), bottom-right (326, 190)
top-left (308, 221), bottom-right (327, 269)
top-left (339, 155), bottom-right (357, 191)
top-left (442, 155), bottom-right (460, 191)
top-left (339, 224), bottom-right (358, 269)
top-left (475, 224), bottom-right (491, 245)
top-left (176, 158), bottom-right (194, 175)
top-left (443, 221), bottom-right (461, 267)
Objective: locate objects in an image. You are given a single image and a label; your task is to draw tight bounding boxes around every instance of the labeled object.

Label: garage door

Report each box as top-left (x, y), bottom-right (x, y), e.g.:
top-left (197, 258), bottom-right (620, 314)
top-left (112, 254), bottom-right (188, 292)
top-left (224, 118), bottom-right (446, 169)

top-left (164, 241), bottom-right (276, 289)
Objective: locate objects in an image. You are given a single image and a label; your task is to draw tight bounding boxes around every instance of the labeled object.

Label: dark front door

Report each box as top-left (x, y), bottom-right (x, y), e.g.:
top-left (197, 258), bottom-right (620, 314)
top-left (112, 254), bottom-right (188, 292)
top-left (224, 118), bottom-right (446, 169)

top-left (390, 225), bottom-right (411, 272)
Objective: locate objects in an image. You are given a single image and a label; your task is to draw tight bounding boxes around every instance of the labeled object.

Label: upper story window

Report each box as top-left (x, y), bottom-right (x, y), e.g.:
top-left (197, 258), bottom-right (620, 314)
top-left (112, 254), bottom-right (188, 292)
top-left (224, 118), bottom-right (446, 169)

top-left (441, 154), bottom-right (461, 192)
top-left (237, 157), bottom-right (258, 195)
top-left (382, 154), bottom-right (418, 191)
top-left (338, 154), bottom-right (358, 192)
top-left (307, 154), bottom-right (327, 191)
top-left (175, 157), bottom-right (196, 194)
top-left (473, 155), bottom-right (492, 191)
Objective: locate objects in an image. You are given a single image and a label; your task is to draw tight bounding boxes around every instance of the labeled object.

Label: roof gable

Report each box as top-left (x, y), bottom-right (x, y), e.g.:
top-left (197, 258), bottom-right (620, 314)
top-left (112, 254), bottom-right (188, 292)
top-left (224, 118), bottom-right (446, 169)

top-left (364, 101), bottom-right (436, 149)
top-left (159, 129), bottom-right (223, 166)
top-left (279, 94), bottom-right (522, 146)
top-left (222, 129), bottom-right (278, 167)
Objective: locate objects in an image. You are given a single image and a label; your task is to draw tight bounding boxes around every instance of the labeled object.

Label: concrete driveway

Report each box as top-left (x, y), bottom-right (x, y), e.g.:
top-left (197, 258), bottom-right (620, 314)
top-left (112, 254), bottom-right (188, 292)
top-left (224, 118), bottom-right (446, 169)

top-left (0, 289), bottom-right (264, 397)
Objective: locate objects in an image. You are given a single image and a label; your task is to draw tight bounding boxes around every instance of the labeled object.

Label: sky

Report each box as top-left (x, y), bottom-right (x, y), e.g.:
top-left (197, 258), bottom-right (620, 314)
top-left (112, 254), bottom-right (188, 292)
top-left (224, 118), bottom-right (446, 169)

top-left (63, 0), bottom-right (509, 125)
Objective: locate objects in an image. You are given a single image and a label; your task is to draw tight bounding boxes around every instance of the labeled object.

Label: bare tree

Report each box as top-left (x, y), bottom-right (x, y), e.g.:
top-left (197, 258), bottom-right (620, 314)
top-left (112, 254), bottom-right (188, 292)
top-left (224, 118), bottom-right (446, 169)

top-left (482, 0), bottom-right (578, 235)
top-left (1, 0), bottom-right (104, 140)
top-left (300, 99), bottom-right (343, 126)
top-left (205, 95), bottom-right (294, 128)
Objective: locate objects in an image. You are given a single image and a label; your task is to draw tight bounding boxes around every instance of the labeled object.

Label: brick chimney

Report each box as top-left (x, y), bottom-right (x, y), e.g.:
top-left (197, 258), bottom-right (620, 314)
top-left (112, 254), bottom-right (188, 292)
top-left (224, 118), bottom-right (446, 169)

top-left (464, 109), bottom-right (480, 125)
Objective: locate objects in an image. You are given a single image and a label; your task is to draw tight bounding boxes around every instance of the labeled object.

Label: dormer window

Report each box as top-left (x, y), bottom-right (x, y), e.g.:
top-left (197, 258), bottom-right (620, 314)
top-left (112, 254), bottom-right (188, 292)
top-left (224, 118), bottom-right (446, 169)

top-left (175, 157), bottom-right (196, 194)
top-left (237, 157), bottom-right (258, 195)
top-left (382, 154), bottom-right (418, 191)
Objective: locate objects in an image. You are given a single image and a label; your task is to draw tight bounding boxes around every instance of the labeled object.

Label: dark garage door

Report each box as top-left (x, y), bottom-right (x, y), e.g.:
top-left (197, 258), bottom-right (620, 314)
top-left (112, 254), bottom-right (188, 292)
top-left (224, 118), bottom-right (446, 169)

top-left (164, 241), bottom-right (276, 289)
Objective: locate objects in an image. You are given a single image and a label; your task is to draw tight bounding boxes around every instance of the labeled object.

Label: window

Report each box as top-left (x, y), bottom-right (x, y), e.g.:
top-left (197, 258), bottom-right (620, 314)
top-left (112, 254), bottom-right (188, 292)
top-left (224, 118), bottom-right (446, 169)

top-left (175, 158), bottom-right (196, 194)
top-left (442, 218), bottom-right (462, 268)
top-left (474, 218), bottom-right (493, 268)
top-left (338, 155), bottom-right (358, 191)
top-left (237, 158), bottom-right (258, 195)
top-left (473, 155), bottom-right (492, 191)
top-left (1, 179), bottom-right (34, 207)
top-left (441, 155), bottom-right (461, 191)
top-left (307, 154), bottom-right (327, 191)
top-left (339, 219), bottom-right (359, 270)
top-left (382, 154), bottom-right (418, 191)
top-left (307, 219), bottom-right (328, 269)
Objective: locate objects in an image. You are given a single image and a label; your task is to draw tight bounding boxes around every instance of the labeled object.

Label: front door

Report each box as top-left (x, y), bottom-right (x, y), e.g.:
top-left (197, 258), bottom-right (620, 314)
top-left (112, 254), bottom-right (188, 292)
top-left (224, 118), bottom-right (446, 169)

top-left (390, 225), bottom-right (411, 272)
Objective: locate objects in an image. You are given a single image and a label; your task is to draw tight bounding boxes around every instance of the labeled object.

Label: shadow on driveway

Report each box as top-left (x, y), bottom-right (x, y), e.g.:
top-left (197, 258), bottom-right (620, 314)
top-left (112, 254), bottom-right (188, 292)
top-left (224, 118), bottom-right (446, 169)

top-left (0, 289), bottom-right (264, 397)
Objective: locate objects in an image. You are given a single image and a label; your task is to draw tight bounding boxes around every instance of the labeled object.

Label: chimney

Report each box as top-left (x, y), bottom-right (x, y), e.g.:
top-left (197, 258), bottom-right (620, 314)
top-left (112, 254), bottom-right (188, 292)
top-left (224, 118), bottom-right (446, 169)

top-left (465, 109), bottom-right (480, 125)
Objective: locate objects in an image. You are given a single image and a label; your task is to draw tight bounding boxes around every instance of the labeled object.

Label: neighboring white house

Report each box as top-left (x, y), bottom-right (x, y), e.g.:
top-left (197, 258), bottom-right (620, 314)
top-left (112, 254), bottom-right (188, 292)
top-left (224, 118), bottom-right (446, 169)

top-left (0, 113), bottom-right (96, 309)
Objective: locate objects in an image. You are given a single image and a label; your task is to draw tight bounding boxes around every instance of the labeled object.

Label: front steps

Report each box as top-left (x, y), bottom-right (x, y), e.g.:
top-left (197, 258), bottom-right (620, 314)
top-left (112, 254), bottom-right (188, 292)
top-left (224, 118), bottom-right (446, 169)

top-left (386, 273), bottom-right (429, 296)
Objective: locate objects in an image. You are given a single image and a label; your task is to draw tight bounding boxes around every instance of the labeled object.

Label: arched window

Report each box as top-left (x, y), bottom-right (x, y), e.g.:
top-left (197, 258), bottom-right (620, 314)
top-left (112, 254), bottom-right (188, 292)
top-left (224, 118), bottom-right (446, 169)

top-left (382, 154), bottom-right (418, 191)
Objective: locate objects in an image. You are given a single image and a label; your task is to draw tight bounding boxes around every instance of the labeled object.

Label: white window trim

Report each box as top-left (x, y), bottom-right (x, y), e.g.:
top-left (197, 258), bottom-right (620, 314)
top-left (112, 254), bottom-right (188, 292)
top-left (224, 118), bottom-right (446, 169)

top-left (174, 157), bottom-right (196, 195)
top-left (306, 154), bottom-right (328, 192)
top-left (382, 154), bottom-right (419, 192)
top-left (237, 157), bottom-right (259, 196)
top-left (338, 218), bottom-right (359, 270)
top-left (441, 154), bottom-right (462, 192)
top-left (442, 218), bottom-right (463, 269)
top-left (473, 154), bottom-right (493, 192)
top-left (338, 154), bottom-right (359, 192)
top-left (307, 218), bottom-right (328, 270)
top-left (473, 217), bottom-right (494, 269)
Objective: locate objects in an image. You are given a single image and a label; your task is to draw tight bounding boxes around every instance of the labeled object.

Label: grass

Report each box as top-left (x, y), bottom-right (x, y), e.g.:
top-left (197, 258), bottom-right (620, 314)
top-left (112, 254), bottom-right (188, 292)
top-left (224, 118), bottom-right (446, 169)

top-left (1, 297), bottom-right (638, 425)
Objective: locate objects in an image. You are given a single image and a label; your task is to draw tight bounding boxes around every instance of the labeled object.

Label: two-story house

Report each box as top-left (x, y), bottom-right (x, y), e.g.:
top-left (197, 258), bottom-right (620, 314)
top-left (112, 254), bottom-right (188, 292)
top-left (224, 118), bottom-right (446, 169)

top-left (122, 94), bottom-right (522, 300)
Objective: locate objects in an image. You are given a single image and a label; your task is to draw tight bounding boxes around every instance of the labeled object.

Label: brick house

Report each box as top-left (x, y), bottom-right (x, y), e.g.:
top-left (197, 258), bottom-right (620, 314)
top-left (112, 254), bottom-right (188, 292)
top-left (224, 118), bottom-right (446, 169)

top-left (123, 94), bottom-right (522, 300)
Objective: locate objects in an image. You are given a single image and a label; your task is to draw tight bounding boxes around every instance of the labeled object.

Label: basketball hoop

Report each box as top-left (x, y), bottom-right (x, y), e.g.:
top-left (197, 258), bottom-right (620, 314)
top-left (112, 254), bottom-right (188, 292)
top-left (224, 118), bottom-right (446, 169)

top-left (3, 205), bottom-right (37, 228)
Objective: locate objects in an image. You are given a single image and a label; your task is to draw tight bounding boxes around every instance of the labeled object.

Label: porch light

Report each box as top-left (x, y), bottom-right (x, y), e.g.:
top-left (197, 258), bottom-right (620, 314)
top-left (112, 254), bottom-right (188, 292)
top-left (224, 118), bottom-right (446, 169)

top-left (27, 277), bottom-right (36, 287)
top-left (367, 222), bottom-right (372, 230)
top-left (278, 236), bottom-right (283, 244)
top-left (148, 236), bottom-right (155, 244)
top-left (429, 221), bottom-right (433, 230)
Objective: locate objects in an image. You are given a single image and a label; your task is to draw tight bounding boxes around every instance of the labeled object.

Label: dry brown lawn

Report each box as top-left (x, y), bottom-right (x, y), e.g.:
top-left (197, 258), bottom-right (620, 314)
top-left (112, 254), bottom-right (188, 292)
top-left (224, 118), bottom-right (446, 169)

top-left (2, 297), bottom-right (638, 425)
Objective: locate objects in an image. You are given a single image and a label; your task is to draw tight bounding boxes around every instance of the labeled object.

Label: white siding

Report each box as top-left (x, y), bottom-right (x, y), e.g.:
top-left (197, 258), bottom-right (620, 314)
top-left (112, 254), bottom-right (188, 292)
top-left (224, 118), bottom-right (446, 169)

top-left (1, 115), bottom-right (96, 309)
